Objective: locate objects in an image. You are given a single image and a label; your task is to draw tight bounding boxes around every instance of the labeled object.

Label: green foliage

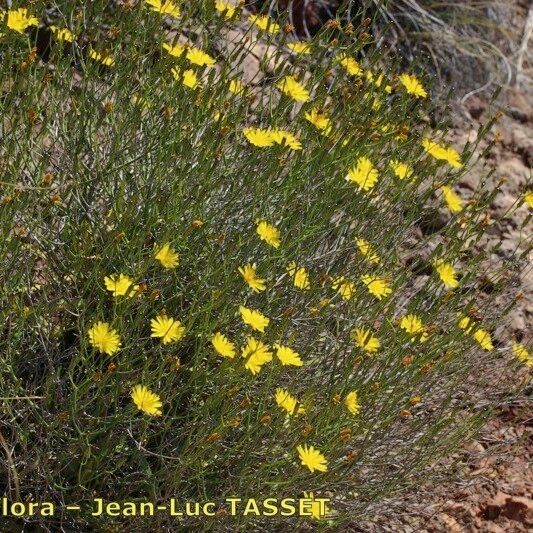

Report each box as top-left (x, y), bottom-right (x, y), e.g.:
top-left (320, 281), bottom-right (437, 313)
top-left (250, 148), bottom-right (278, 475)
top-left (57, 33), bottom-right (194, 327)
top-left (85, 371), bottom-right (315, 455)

top-left (0, 1), bottom-right (529, 529)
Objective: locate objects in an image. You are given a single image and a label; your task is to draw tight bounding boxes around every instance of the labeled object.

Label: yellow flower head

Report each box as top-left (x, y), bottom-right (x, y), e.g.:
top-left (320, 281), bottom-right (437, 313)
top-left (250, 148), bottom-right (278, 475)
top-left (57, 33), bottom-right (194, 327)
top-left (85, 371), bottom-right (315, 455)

top-left (277, 75), bottom-right (310, 103)
top-left (155, 243), bottom-right (179, 268)
top-left (473, 328), bottom-right (493, 351)
top-left (434, 260), bottom-right (459, 288)
top-left (332, 276), bottom-right (355, 300)
top-left (172, 68), bottom-right (200, 89)
top-left (256, 221), bottom-right (280, 248)
top-left (338, 54), bottom-right (362, 76)
top-left (162, 42), bottom-right (186, 58)
top-left (345, 391), bottom-right (360, 415)
top-left (355, 237), bottom-right (380, 264)
top-left (398, 73), bottom-right (427, 98)
top-left (215, 0), bottom-right (236, 19)
top-left (524, 191), bottom-right (533, 208)
top-left (440, 185), bottom-right (463, 213)
top-left (145, 0), bottom-right (180, 18)
top-left (131, 384), bottom-right (162, 416)
top-left (186, 47), bottom-right (216, 67)
top-left (150, 315), bottom-right (185, 344)
top-left (239, 305), bottom-right (270, 332)
top-left (347, 157), bottom-right (379, 191)
top-left (304, 108), bottom-right (332, 134)
top-left (274, 343), bottom-right (303, 366)
top-left (50, 25), bottom-right (74, 42)
top-left (352, 328), bottom-right (380, 353)
top-left (303, 492), bottom-right (331, 520)
top-left (400, 314), bottom-right (428, 342)
top-left (269, 129), bottom-right (302, 150)
top-left (243, 128), bottom-right (275, 147)
top-left (287, 262), bottom-right (310, 290)
top-left (360, 274), bottom-right (392, 300)
top-left (238, 263), bottom-right (266, 293)
top-left (211, 332), bottom-right (236, 359)
top-left (297, 444), bottom-right (328, 473)
top-left (512, 342), bottom-right (532, 367)
top-left (241, 337), bottom-right (273, 374)
top-left (287, 41), bottom-right (311, 55)
top-left (6, 8), bottom-right (38, 34)
top-left (228, 79), bottom-right (245, 95)
top-left (275, 388), bottom-right (305, 415)
top-left (89, 49), bottom-right (114, 66)
top-left (390, 160), bottom-right (414, 180)
top-left (88, 322), bottom-right (121, 355)
top-left (104, 274), bottom-right (138, 297)
top-left (422, 139), bottom-right (462, 168)
top-left (249, 14), bottom-right (280, 34)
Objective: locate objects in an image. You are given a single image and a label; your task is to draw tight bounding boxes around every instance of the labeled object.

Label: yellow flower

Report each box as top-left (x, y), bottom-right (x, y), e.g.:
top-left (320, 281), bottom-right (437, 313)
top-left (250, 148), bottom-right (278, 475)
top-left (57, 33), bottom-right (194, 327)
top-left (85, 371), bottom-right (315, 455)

top-left (154, 243), bottom-right (179, 268)
top-left (346, 157), bottom-right (379, 191)
top-left (287, 262), bottom-right (310, 290)
top-left (88, 322), bottom-right (121, 355)
top-left (150, 315), bottom-right (185, 344)
top-left (186, 47), bottom-right (216, 67)
top-left (243, 128), bottom-right (275, 147)
top-left (523, 191), bottom-right (533, 208)
top-left (338, 54), bottom-right (362, 76)
top-left (131, 384), bottom-right (162, 416)
top-left (145, 0), bottom-right (180, 18)
top-left (104, 274), bottom-right (138, 297)
top-left (287, 41), bottom-right (311, 55)
top-left (228, 79), bottom-right (245, 95)
top-left (211, 332), bottom-right (236, 358)
top-left (239, 306), bottom-right (270, 332)
top-left (6, 8), bottom-right (38, 34)
top-left (256, 221), bottom-right (280, 248)
top-left (238, 263), bottom-right (267, 292)
top-left (332, 276), bottom-right (355, 300)
top-left (172, 68), bottom-right (200, 89)
top-left (241, 337), bottom-right (273, 374)
top-left (297, 444), bottom-right (328, 473)
top-left (473, 328), bottom-right (493, 351)
top-left (440, 185), bottom-right (463, 213)
top-left (422, 138), bottom-right (462, 168)
top-left (89, 49), bottom-right (114, 66)
top-left (249, 14), bottom-right (280, 34)
top-left (50, 25), bottom-right (74, 42)
top-left (352, 328), bottom-right (380, 353)
top-left (355, 237), bottom-right (380, 264)
top-left (270, 129), bottom-right (302, 150)
top-left (345, 391), bottom-right (360, 415)
top-left (398, 73), bottom-right (427, 98)
top-left (274, 343), bottom-right (303, 366)
top-left (277, 75), bottom-right (310, 103)
top-left (400, 314), bottom-right (428, 342)
top-left (458, 315), bottom-right (473, 333)
top-left (434, 260), bottom-right (459, 288)
top-left (215, 0), bottom-right (236, 19)
top-left (303, 492), bottom-right (331, 520)
top-left (162, 42), bottom-right (186, 58)
top-left (360, 274), bottom-right (392, 300)
top-left (390, 160), bottom-right (414, 180)
top-left (275, 388), bottom-right (305, 415)
top-left (512, 343), bottom-right (532, 367)
top-left (304, 108), bottom-right (332, 134)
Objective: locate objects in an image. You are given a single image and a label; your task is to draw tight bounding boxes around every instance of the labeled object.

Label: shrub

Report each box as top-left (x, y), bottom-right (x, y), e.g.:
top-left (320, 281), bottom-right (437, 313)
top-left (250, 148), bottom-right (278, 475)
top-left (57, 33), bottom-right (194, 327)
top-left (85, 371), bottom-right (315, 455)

top-left (0, 1), bottom-right (530, 530)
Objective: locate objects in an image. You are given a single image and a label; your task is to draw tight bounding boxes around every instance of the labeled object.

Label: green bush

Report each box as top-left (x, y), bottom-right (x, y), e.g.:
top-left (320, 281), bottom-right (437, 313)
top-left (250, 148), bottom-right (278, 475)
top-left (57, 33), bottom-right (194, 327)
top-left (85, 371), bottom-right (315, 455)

top-left (0, 1), bottom-right (531, 530)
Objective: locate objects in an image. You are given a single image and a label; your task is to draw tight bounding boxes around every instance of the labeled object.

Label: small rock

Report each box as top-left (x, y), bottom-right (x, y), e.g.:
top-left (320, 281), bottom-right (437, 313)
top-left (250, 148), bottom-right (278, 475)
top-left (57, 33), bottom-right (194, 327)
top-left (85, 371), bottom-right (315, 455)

top-left (464, 95), bottom-right (487, 120)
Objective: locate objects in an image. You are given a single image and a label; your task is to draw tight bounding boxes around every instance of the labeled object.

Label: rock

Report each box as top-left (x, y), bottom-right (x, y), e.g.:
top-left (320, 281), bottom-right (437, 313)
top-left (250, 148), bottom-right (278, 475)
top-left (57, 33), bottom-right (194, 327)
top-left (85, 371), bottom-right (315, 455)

top-left (506, 89), bottom-right (532, 122)
top-left (464, 95), bottom-right (487, 120)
